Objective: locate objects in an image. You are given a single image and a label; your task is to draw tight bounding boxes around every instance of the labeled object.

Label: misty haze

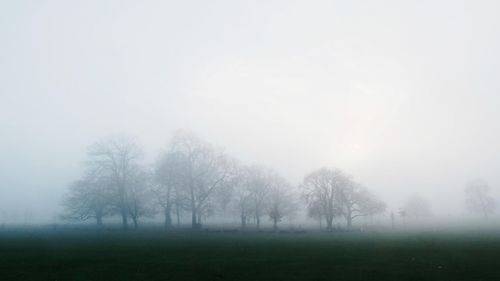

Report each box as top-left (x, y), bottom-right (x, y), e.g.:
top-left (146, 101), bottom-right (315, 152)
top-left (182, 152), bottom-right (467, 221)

top-left (2, 1), bottom-right (500, 280)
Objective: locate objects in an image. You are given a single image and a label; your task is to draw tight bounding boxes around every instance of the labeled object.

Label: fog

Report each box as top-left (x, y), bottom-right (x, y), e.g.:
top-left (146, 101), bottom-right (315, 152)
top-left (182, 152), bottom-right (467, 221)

top-left (2, 0), bottom-right (500, 225)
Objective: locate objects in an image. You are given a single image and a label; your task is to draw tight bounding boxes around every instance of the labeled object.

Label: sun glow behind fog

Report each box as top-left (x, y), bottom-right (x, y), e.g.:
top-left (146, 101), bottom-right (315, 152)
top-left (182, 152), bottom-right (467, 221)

top-left (183, 51), bottom-right (413, 176)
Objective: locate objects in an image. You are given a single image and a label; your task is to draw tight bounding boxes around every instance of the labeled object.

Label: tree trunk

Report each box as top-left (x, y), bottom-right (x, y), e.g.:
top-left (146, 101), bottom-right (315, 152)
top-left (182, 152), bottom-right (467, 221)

top-left (197, 211), bottom-right (202, 225)
top-left (240, 214), bottom-right (246, 230)
top-left (96, 215), bottom-right (103, 227)
top-left (132, 217), bottom-right (138, 229)
top-left (191, 210), bottom-right (197, 229)
top-left (164, 207), bottom-right (172, 229)
top-left (326, 216), bottom-right (333, 232)
top-left (119, 184), bottom-right (128, 230)
top-left (121, 210), bottom-right (128, 230)
top-left (176, 203), bottom-right (181, 226)
top-left (346, 216), bottom-right (352, 229)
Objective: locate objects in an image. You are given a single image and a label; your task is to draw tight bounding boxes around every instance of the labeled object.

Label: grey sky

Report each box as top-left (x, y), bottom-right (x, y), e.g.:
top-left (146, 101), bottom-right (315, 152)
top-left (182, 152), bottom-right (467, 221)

top-left (1, 0), bottom-right (500, 221)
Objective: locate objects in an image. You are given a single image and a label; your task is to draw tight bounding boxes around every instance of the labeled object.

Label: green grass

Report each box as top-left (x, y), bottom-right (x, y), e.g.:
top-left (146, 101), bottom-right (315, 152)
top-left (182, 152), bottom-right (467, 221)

top-left (1, 229), bottom-right (500, 281)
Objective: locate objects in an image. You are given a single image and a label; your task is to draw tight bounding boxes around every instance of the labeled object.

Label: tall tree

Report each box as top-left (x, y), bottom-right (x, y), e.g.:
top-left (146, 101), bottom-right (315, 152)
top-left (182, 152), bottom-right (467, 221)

top-left (88, 136), bottom-right (143, 229)
top-left (229, 166), bottom-right (251, 229)
top-left (62, 166), bottom-right (113, 226)
top-left (246, 166), bottom-right (273, 229)
top-left (126, 167), bottom-right (156, 229)
top-left (267, 173), bottom-right (297, 231)
top-left (169, 131), bottom-right (234, 229)
top-left (153, 151), bottom-right (185, 229)
top-left (465, 179), bottom-right (495, 220)
top-left (306, 200), bottom-right (324, 229)
top-left (338, 182), bottom-right (386, 228)
top-left (301, 168), bottom-right (347, 231)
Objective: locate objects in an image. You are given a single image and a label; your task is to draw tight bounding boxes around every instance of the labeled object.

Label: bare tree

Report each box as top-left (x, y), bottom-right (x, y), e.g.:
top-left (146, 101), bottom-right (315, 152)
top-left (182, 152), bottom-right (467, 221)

top-left (306, 200), bottom-right (324, 229)
top-left (302, 168), bottom-right (385, 230)
top-left (153, 151), bottom-right (185, 229)
top-left (169, 130), bottom-right (234, 229)
top-left (87, 136), bottom-right (143, 229)
top-left (126, 167), bottom-right (157, 229)
top-left (404, 195), bottom-right (432, 219)
top-left (301, 168), bottom-right (347, 231)
top-left (339, 182), bottom-right (386, 228)
top-left (246, 165), bottom-right (274, 229)
top-left (62, 166), bottom-right (113, 226)
top-left (465, 179), bottom-right (496, 220)
top-left (267, 173), bottom-right (297, 231)
top-left (228, 165), bottom-right (252, 229)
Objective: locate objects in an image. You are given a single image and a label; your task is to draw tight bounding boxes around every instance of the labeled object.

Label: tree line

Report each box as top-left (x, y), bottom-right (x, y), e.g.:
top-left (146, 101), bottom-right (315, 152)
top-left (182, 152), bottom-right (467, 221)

top-left (62, 131), bottom-right (387, 231)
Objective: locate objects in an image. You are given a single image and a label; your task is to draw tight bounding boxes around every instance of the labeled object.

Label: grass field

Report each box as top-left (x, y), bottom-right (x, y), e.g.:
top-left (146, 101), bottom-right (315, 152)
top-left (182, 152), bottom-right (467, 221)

top-left (1, 229), bottom-right (500, 281)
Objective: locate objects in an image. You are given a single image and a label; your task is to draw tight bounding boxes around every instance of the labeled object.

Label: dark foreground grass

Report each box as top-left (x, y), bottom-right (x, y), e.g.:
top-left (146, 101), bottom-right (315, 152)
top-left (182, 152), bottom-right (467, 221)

top-left (1, 229), bottom-right (500, 281)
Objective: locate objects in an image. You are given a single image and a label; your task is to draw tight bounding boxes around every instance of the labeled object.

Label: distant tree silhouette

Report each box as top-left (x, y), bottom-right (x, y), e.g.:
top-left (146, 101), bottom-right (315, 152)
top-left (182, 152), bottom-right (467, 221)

top-left (465, 179), bottom-right (495, 220)
top-left (87, 136), bottom-right (143, 229)
top-left (62, 165), bottom-right (113, 226)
